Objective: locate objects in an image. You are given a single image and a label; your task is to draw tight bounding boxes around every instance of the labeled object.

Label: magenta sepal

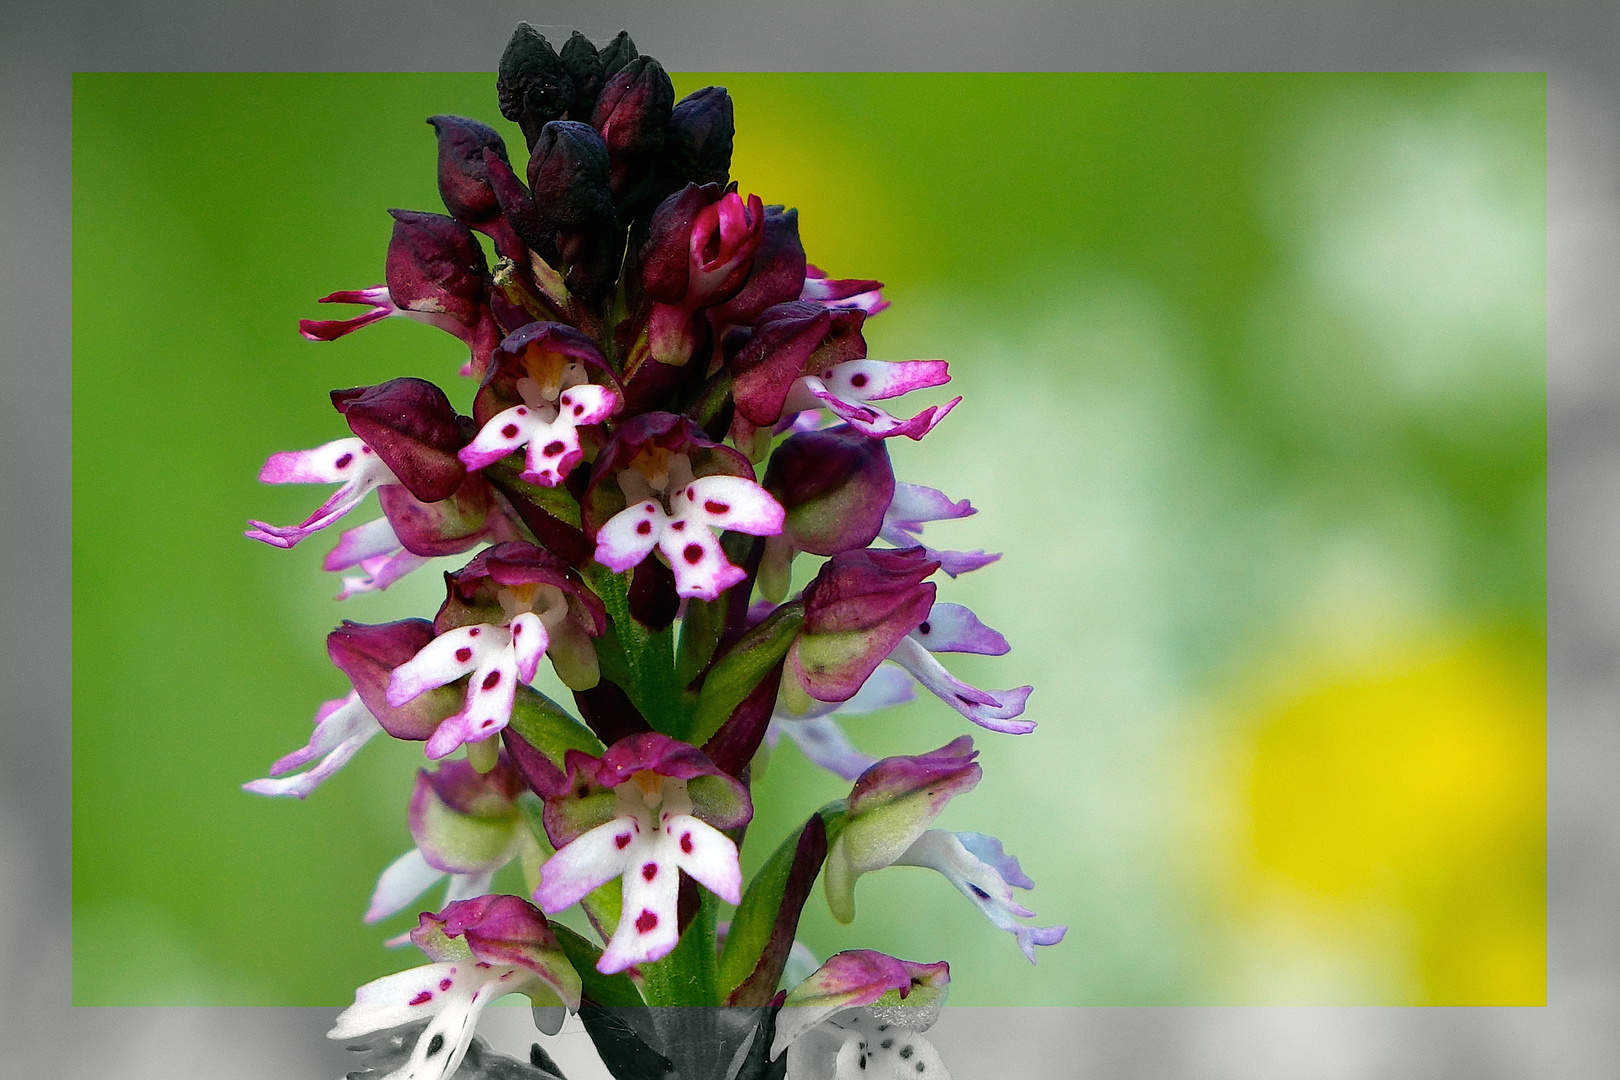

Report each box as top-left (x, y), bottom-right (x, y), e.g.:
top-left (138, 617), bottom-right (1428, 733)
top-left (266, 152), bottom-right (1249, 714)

top-left (433, 541), bottom-right (607, 639)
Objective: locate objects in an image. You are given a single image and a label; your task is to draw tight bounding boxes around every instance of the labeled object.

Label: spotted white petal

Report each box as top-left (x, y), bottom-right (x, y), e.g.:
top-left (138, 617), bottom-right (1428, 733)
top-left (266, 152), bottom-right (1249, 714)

top-left (817, 360), bottom-right (950, 403)
top-left (246, 439), bottom-right (399, 548)
top-left (657, 520), bottom-right (747, 600)
top-left (673, 474), bottom-right (786, 535)
top-left (598, 835), bottom-right (683, 974)
top-left (534, 814), bottom-right (639, 913)
top-left (387, 625), bottom-right (508, 708)
top-left (664, 813), bottom-right (743, 905)
top-left (426, 645), bottom-right (520, 758)
top-left (507, 611), bottom-right (549, 685)
top-left (593, 500), bottom-right (666, 572)
top-left (325, 514), bottom-right (404, 571)
top-left (893, 830), bottom-right (1065, 964)
top-left (459, 404), bottom-right (551, 472)
top-left (331, 964), bottom-right (518, 1080)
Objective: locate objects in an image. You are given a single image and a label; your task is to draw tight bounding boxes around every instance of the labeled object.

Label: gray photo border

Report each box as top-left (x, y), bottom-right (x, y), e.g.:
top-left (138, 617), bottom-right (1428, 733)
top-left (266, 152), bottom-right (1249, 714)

top-left (9, 0), bottom-right (1611, 1075)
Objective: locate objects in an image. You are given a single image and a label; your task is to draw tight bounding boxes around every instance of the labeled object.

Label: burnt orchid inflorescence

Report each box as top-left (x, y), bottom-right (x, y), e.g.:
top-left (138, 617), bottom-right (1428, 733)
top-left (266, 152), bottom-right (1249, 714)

top-left (245, 24), bottom-right (1062, 1080)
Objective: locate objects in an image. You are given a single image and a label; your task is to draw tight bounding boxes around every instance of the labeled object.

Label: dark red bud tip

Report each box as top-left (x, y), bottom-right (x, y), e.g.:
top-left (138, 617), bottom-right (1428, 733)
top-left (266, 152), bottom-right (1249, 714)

top-left (427, 115), bottom-right (510, 225)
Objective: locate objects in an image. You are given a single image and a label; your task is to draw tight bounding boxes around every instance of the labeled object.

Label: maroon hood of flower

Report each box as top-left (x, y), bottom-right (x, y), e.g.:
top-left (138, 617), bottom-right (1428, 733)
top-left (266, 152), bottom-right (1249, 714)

top-left (412, 894), bottom-right (560, 972)
top-left (327, 619), bottom-right (459, 740)
top-left (331, 377), bottom-right (467, 503)
top-left (790, 546), bottom-right (939, 702)
top-left (764, 426), bottom-right (894, 556)
top-left (384, 208), bottom-right (492, 327)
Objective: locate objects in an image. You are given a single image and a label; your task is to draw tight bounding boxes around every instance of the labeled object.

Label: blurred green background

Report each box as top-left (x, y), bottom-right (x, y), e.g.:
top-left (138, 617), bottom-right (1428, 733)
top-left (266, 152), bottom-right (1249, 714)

top-left (72, 72), bottom-right (1544, 1006)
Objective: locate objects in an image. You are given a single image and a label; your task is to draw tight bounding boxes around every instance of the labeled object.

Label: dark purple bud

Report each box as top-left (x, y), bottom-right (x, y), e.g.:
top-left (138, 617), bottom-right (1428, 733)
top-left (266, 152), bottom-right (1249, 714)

top-left (527, 121), bottom-right (615, 228)
top-left (791, 547), bottom-right (939, 701)
top-left (668, 86), bottom-right (734, 189)
top-left (590, 55), bottom-right (674, 212)
top-left (709, 205), bottom-right (807, 326)
top-left (497, 23), bottom-right (575, 150)
top-left (481, 149), bottom-right (557, 265)
top-left (384, 209), bottom-right (491, 328)
top-left (558, 31), bottom-right (605, 118)
top-left (764, 427), bottom-right (894, 556)
top-left (597, 31), bottom-right (638, 77)
top-left (730, 301), bottom-right (833, 426)
top-left (628, 556), bottom-right (680, 631)
top-left (331, 377), bottom-right (466, 503)
top-left (328, 619), bottom-right (458, 740)
top-left (427, 115), bottom-right (510, 225)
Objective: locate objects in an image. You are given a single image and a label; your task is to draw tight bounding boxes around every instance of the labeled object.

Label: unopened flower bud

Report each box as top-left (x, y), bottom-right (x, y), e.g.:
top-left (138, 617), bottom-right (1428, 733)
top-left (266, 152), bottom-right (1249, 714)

top-left (710, 205), bottom-right (807, 326)
top-left (558, 31), bottom-right (605, 118)
top-left (597, 30), bottom-right (638, 77)
top-left (667, 85), bottom-right (734, 189)
top-left (427, 115), bottom-right (510, 226)
top-left (590, 55), bottom-right (674, 214)
top-left (497, 23), bottom-right (576, 149)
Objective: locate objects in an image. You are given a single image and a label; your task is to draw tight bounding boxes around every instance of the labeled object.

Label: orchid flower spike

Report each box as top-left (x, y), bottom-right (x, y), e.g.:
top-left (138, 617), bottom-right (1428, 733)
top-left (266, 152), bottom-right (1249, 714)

top-left (330, 896), bottom-right (581, 1080)
top-left (533, 733), bottom-right (751, 973)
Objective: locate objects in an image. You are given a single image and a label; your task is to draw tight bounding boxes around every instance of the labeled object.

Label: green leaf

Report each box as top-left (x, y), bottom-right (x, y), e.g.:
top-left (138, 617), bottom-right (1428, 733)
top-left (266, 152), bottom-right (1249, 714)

top-left (687, 602), bottom-right (804, 747)
top-left (484, 460), bottom-right (583, 528)
top-left (717, 814), bottom-right (828, 1004)
top-left (507, 687), bottom-right (604, 765)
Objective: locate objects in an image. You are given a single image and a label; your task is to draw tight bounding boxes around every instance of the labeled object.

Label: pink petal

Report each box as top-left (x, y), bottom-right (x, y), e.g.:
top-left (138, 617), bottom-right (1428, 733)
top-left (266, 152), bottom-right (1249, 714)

top-left (819, 360), bottom-right (950, 403)
top-left (910, 602), bottom-right (1009, 655)
top-left (885, 482), bottom-right (975, 526)
top-left (257, 438), bottom-right (375, 484)
top-left (886, 638), bottom-right (1035, 735)
top-left (324, 515), bottom-right (402, 571)
top-left (242, 693), bottom-right (383, 799)
top-left (775, 717), bottom-right (879, 782)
